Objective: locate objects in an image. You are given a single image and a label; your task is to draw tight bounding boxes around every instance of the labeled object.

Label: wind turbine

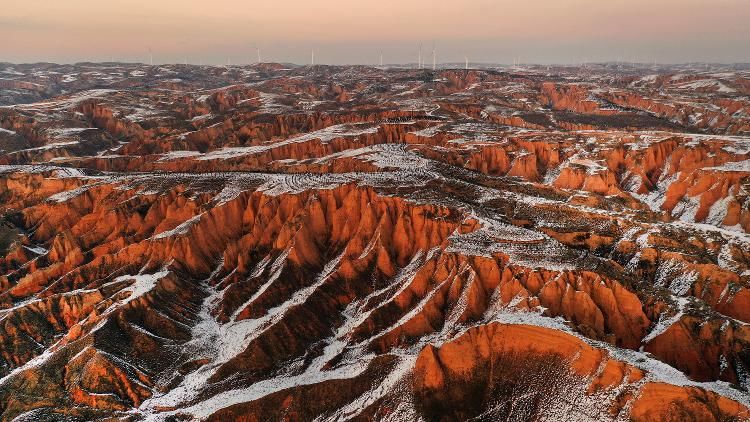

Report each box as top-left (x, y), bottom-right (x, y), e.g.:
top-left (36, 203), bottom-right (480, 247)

top-left (149, 48), bottom-right (153, 66)
top-left (311, 49), bottom-right (315, 66)
top-left (380, 50), bottom-right (383, 67)
top-left (465, 56), bottom-right (469, 70)
top-left (418, 44), bottom-right (422, 69)
top-left (257, 47), bottom-right (262, 64)
top-left (432, 43), bottom-right (436, 71)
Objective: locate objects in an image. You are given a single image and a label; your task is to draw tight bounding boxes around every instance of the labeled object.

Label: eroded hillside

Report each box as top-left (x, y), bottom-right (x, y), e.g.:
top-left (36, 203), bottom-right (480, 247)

top-left (0, 62), bottom-right (749, 421)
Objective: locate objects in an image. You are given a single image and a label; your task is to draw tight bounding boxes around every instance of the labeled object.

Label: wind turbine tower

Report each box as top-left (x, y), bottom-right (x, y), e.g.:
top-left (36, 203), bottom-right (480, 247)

top-left (149, 48), bottom-right (153, 66)
top-left (380, 50), bottom-right (383, 67)
top-left (311, 49), bottom-right (315, 66)
top-left (257, 47), bottom-right (261, 64)
top-left (432, 43), bottom-right (436, 70)
top-left (465, 56), bottom-right (469, 70)
top-left (418, 44), bottom-right (422, 69)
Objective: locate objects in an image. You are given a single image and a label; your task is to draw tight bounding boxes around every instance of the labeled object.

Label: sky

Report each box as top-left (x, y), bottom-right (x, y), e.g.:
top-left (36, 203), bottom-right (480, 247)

top-left (1, 0), bottom-right (749, 65)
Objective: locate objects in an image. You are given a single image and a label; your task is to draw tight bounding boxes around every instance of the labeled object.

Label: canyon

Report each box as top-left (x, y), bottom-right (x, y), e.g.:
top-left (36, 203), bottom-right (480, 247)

top-left (0, 61), bottom-right (749, 421)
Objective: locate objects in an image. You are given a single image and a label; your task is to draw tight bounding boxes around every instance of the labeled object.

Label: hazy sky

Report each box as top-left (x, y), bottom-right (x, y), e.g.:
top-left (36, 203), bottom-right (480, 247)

top-left (2, 0), bottom-right (749, 65)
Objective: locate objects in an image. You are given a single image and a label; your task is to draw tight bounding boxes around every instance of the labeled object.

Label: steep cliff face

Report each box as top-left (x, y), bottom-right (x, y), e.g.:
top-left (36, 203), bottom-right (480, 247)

top-left (0, 62), bottom-right (748, 421)
top-left (540, 82), bottom-right (604, 114)
top-left (600, 91), bottom-right (750, 135)
top-left (414, 323), bottom-right (748, 422)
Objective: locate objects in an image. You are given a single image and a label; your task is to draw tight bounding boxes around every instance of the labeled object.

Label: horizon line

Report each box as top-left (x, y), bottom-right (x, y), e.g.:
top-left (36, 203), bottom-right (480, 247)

top-left (3, 60), bottom-right (750, 68)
